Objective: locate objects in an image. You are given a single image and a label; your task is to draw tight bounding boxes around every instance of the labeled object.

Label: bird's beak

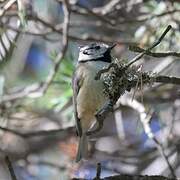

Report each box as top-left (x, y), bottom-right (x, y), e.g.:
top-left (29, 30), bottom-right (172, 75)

top-left (109, 44), bottom-right (116, 50)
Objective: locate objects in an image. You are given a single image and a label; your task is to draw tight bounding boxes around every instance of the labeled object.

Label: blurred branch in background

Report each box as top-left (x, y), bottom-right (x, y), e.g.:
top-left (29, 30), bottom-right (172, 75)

top-left (5, 156), bottom-right (17, 180)
top-left (0, 0), bottom-right (180, 180)
top-left (0, 0), bottom-right (16, 17)
top-left (0, 0), bottom-right (70, 102)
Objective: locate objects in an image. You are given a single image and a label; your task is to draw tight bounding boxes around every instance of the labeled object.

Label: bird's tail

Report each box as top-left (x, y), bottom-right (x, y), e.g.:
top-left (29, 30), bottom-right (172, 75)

top-left (76, 133), bottom-right (88, 162)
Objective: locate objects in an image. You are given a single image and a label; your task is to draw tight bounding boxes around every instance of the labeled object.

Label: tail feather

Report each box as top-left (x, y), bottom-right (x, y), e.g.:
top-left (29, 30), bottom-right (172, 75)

top-left (76, 133), bottom-right (88, 162)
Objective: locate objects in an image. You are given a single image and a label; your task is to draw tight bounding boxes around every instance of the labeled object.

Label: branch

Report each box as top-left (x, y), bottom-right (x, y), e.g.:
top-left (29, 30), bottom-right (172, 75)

top-left (5, 156), bottom-right (17, 180)
top-left (71, 4), bottom-right (115, 26)
top-left (39, 0), bottom-right (70, 94)
top-left (72, 174), bottom-right (176, 180)
top-left (0, 0), bottom-right (70, 103)
top-left (129, 46), bottom-right (180, 58)
top-left (117, 9), bottom-right (180, 24)
top-left (155, 75), bottom-right (180, 85)
top-left (95, 25), bottom-right (172, 80)
top-left (0, 125), bottom-right (75, 138)
top-left (94, 163), bottom-right (101, 180)
top-left (0, 0), bottom-right (16, 17)
top-left (123, 98), bottom-right (177, 178)
top-left (1, 20), bottom-right (134, 43)
top-left (1, 11), bottom-right (134, 45)
top-left (126, 25), bottom-right (172, 68)
top-left (137, 108), bottom-right (176, 178)
top-left (128, 74), bottom-right (180, 87)
top-left (93, 0), bottom-right (121, 15)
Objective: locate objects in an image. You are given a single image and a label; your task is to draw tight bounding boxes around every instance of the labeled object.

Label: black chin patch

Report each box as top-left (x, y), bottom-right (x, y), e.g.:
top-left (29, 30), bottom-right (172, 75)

top-left (102, 50), bottom-right (112, 63)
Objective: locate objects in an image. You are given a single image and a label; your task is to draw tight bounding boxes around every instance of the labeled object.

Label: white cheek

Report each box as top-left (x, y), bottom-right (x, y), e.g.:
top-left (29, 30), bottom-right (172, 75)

top-left (78, 53), bottom-right (103, 61)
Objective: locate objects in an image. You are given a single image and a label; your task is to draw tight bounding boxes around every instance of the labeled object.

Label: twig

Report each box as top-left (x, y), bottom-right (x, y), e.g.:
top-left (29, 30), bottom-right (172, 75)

top-left (0, 83), bottom-right (42, 103)
top-left (153, 138), bottom-right (176, 179)
top-left (27, 160), bottom-right (67, 171)
top-left (95, 25), bottom-right (172, 80)
top-left (155, 75), bottom-right (180, 85)
top-left (0, 0), bottom-right (16, 17)
top-left (167, 101), bottom-right (178, 137)
top-left (17, 0), bottom-right (26, 26)
top-left (73, 174), bottom-right (176, 180)
top-left (129, 46), bottom-right (180, 58)
top-left (139, 110), bottom-right (176, 178)
top-left (0, 126), bottom-right (23, 136)
top-left (0, 125), bottom-right (75, 138)
top-left (126, 25), bottom-right (172, 68)
top-left (0, 0), bottom-right (70, 103)
top-left (39, 0), bottom-right (70, 94)
top-left (5, 156), bottom-right (17, 180)
top-left (94, 0), bottom-right (144, 16)
top-left (117, 9), bottom-right (180, 24)
top-left (93, 0), bottom-right (121, 15)
top-left (117, 98), bottom-right (176, 178)
top-left (1, 11), bottom-right (134, 44)
top-left (1, 20), bottom-right (134, 43)
top-left (94, 163), bottom-right (101, 180)
top-left (71, 4), bottom-right (115, 26)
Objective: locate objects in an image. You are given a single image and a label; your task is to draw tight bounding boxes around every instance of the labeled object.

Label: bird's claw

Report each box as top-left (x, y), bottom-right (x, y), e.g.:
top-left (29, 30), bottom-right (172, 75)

top-left (86, 120), bottom-right (103, 136)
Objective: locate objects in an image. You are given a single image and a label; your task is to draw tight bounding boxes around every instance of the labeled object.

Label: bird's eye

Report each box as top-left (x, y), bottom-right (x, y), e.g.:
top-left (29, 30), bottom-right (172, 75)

top-left (95, 45), bottom-right (100, 50)
top-left (83, 50), bottom-right (89, 54)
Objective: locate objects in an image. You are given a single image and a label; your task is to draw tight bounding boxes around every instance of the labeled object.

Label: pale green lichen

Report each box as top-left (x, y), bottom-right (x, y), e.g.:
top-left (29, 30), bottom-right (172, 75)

top-left (100, 61), bottom-right (156, 102)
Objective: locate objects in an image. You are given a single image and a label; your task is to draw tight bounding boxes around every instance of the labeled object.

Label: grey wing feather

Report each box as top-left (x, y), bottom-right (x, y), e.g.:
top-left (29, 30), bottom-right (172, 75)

top-left (72, 70), bottom-right (82, 137)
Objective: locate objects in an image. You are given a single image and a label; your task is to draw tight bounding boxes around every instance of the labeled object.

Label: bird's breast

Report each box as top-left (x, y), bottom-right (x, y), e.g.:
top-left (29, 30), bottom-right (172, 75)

top-left (76, 61), bottom-right (109, 129)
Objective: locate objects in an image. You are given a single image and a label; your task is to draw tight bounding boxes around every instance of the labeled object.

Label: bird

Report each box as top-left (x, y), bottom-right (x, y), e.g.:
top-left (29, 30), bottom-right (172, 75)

top-left (72, 43), bottom-right (116, 162)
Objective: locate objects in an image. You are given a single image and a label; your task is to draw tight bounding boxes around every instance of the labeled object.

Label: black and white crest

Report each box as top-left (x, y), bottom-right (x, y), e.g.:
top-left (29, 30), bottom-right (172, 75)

top-left (78, 43), bottom-right (115, 63)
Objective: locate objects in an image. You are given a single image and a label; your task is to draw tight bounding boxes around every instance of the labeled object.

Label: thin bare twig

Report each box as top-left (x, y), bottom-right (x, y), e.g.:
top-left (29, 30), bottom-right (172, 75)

top-left (0, 0), bottom-right (70, 103)
top-left (117, 9), bottom-right (180, 24)
top-left (153, 137), bottom-right (176, 178)
top-left (93, 0), bottom-right (121, 15)
top-left (95, 163), bottom-right (102, 180)
top-left (167, 101), bottom-right (178, 137)
top-left (155, 75), bottom-right (180, 85)
top-left (139, 110), bottom-right (176, 178)
top-left (0, 0), bottom-right (16, 17)
top-left (2, 10), bottom-right (135, 44)
top-left (126, 25), bottom-right (172, 68)
top-left (0, 125), bottom-right (75, 138)
top-left (129, 45), bottom-right (180, 58)
top-left (95, 25), bottom-right (172, 80)
top-left (5, 156), bottom-right (17, 180)
top-left (117, 98), bottom-right (176, 178)
top-left (73, 174), bottom-right (176, 180)
top-left (1, 20), bottom-right (133, 44)
top-left (39, 0), bottom-right (70, 94)
top-left (71, 4), bottom-right (116, 26)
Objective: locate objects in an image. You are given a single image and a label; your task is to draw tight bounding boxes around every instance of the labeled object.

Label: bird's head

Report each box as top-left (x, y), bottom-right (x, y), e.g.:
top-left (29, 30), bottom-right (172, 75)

top-left (78, 43), bottom-right (116, 63)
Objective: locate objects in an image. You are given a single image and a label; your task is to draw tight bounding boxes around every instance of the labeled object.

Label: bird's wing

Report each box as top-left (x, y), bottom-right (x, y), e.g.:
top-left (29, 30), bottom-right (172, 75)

top-left (72, 69), bottom-right (83, 137)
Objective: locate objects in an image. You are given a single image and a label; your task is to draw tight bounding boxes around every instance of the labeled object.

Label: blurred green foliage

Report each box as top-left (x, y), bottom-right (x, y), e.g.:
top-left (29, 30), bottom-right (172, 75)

top-left (27, 53), bottom-right (74, 113)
